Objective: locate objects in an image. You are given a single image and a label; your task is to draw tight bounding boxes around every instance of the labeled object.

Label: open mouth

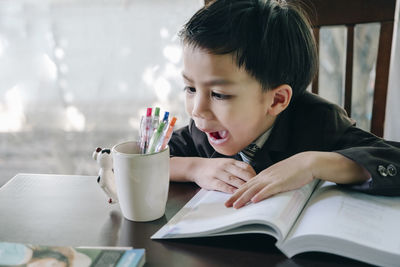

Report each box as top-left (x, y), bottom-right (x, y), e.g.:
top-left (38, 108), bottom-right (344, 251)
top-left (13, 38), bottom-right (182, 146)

top-left (207, 130), bottom-right (229, 145)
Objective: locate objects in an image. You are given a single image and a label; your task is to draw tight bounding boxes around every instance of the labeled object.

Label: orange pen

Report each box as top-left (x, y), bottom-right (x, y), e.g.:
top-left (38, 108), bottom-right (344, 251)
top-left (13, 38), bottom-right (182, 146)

top-left (160, 117), bottom-right (177, 151)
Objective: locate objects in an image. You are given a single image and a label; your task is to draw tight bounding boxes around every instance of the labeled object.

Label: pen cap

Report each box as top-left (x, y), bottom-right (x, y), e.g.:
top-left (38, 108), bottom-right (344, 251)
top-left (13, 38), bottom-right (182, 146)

top-left (152, 108), bottom-right (161, 130)
top-left (162, 112), bottom-right (169, 122)
top-left (146, 107), bottom-right (152, 117)
top-left (154, 107), bottom-right (160, 117)
top-left (170, 117), bottom-right (177, 127)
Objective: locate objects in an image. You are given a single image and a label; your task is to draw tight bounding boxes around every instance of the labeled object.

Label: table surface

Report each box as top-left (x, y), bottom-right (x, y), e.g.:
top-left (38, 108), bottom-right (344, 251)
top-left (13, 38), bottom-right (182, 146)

top-left (0, 173), bottom-right (371, 267)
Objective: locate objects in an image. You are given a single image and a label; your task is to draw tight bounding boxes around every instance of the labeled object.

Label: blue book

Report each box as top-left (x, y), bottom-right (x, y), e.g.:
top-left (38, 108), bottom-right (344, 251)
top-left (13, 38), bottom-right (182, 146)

top-left (0, 242), bottom-right (145, 267)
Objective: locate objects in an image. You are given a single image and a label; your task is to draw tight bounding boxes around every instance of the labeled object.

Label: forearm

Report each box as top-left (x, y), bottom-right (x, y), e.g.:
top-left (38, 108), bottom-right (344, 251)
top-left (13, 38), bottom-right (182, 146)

top-left (170, 157), bottom-right (204, 182)
top-left (309, 151), bottom-right (371, 184)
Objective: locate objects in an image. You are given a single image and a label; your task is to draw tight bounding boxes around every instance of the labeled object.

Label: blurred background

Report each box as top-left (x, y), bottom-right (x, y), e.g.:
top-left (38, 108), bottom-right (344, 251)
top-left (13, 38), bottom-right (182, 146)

top-left (0, 0), bottom-right (399, 186)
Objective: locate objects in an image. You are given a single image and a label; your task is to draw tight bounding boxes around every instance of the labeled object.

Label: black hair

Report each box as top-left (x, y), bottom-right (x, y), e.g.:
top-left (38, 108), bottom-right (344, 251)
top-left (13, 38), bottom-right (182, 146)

top-left (179, 0), bottom-right (318, 98)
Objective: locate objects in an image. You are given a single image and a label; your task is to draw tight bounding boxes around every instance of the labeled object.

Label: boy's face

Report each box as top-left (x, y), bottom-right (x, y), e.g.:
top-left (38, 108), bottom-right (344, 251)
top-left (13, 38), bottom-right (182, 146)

top-left (182, 45), bottom-right (276, 156)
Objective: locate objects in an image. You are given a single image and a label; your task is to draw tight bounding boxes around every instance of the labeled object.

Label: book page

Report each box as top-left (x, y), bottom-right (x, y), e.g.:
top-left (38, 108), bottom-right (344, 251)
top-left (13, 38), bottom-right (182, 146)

top-left (152, 180), bottom-right (318, 239)
top-left (282, 181), bottom-right (400, 255)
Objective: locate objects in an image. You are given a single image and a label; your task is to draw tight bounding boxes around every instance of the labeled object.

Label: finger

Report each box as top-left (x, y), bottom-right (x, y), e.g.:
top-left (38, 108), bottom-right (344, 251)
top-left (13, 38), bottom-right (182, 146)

top-left (224, 175), bottom-right (260, 207)
top-left (226, 163), bottom-right (256, 182)
top-left (212, 179), bottom-right (237, 194)
top-left (225, 180), bottom-right (256, 208)
top-left (251, 183), bottom-right (281, 203)
top-left (224, 174), bottom-right (263, 207)
top-left (224, 185), bottom-right (247, 207)
top-left (218, 171), bottom-right (246, 188)
top-left (234, 161), bottom-right (257, 174)
top-left (232, 184), bottom-right (264, 209)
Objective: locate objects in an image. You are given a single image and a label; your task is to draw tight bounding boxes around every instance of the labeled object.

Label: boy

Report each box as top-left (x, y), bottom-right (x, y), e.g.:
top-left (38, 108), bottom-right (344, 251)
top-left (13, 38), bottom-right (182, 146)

top-left (169, 0), bottom-right (400, 209)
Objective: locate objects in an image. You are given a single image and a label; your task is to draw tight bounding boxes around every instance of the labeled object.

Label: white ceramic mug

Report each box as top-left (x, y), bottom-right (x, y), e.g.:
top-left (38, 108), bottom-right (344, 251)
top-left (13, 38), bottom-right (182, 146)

top-left (111, 141), bottom-right (170, 222)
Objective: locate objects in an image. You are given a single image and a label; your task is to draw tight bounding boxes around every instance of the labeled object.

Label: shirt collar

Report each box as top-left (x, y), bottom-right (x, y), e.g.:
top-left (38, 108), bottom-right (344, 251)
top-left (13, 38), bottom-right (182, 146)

top-left (242, 126), bottom-right (273, 152)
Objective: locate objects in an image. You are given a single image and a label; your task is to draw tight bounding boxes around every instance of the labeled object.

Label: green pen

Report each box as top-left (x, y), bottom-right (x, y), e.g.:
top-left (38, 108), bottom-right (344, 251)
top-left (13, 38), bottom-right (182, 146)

top-left (152, 107), bottom-right (160, 130)
top-left (147, 121), bottom-right (166, 154)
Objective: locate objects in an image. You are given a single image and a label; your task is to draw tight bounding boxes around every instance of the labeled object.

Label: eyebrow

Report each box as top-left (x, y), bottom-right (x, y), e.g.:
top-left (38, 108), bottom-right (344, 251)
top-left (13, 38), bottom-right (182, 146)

top-left (182, 73), bottom-right (234, 87)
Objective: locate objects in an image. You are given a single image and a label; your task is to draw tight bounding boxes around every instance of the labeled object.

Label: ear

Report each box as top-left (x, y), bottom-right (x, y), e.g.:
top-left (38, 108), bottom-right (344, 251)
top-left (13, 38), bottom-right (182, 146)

top-left (92, 147), bottom-right (102, 161)
top-left (267, 84), bottom-right (292, 116)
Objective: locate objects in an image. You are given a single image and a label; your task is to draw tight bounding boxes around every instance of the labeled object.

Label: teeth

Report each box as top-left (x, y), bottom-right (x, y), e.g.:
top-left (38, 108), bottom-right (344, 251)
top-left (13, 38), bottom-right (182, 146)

top-left (218, 130), bottom-right (228, 138)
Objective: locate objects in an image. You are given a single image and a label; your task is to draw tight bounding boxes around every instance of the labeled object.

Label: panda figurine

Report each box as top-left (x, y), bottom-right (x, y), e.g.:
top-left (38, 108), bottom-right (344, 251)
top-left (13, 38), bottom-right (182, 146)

top-left (92, 147), bottom-right (119, 204)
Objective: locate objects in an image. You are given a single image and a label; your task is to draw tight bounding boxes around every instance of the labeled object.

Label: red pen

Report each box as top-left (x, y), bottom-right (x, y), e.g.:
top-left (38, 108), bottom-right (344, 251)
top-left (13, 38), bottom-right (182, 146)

top-left (142, 107), bottom-right (152, 154)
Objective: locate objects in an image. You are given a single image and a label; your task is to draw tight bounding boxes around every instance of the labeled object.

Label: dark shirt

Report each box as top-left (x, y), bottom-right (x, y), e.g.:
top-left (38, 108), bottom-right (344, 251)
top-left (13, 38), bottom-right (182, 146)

top-left (169, 92), bottom-right (400, 196)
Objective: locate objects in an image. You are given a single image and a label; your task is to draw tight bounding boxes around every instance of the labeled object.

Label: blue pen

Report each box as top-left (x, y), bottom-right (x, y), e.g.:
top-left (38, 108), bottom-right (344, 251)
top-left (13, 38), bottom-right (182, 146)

top-left (162, 111), bottom-right (169, 123)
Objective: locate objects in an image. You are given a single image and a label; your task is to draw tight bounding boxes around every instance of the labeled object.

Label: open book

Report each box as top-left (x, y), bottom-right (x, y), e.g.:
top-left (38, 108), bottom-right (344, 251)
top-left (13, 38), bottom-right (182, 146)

top-left (152, 180), bottom-right (400, 267)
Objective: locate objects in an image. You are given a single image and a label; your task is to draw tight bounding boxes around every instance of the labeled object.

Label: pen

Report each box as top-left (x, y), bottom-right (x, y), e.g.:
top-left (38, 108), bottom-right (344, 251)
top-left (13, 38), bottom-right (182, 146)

top-left (162, 111), bottom-right (169, 123)
top-left (143, 107), bottom-right (152, 154)
top-left (147, 121), bottom-right (166, 154)
top-left (139, 115), bottom-right (146, 153)
top-left (160, 116), bottom-right (177, 151)
top-left (152, 107), bottom-right (160, 130)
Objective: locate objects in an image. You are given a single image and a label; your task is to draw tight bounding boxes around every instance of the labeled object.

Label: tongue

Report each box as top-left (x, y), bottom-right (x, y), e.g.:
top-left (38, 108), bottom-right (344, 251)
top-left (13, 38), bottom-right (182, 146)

top-left (210, 130), bottom-right (227, 139)
top-left (210, 132), bottom-right (221, 139)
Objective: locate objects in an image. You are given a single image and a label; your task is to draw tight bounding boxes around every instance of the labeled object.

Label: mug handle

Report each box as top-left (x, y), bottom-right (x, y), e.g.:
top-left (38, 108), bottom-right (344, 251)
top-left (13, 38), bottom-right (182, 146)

top-left (93, 147), bottom-right (119, 204)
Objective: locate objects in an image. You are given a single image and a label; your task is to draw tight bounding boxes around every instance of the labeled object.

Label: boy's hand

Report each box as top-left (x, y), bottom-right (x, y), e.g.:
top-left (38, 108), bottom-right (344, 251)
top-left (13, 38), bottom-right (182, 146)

top-left (193, 158), bottom-right (257, 194)
top-left (225, 152), bottom-right (315, 209)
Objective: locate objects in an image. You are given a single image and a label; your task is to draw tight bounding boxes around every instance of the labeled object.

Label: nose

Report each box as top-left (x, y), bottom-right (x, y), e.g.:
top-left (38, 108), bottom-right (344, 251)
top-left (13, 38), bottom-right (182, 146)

top-left (191, 93), bottom-right (213, 120)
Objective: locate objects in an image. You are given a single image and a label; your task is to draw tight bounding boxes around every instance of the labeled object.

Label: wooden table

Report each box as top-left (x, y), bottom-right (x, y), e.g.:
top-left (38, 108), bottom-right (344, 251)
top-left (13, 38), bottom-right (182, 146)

top-left (0, 174), bottom-right (370, 266)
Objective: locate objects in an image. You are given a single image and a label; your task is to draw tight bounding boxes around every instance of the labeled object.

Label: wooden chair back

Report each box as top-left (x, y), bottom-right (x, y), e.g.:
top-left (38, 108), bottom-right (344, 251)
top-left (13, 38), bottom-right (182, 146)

top-left (299, 0), bottom-right (396, 137)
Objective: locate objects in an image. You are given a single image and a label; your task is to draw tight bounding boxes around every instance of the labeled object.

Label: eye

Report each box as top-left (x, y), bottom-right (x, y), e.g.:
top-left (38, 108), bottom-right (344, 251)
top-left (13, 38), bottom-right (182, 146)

top-left (184, 86), bottom-right (196, 94)
top-left (212, 91), bottom-right (231, 100)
